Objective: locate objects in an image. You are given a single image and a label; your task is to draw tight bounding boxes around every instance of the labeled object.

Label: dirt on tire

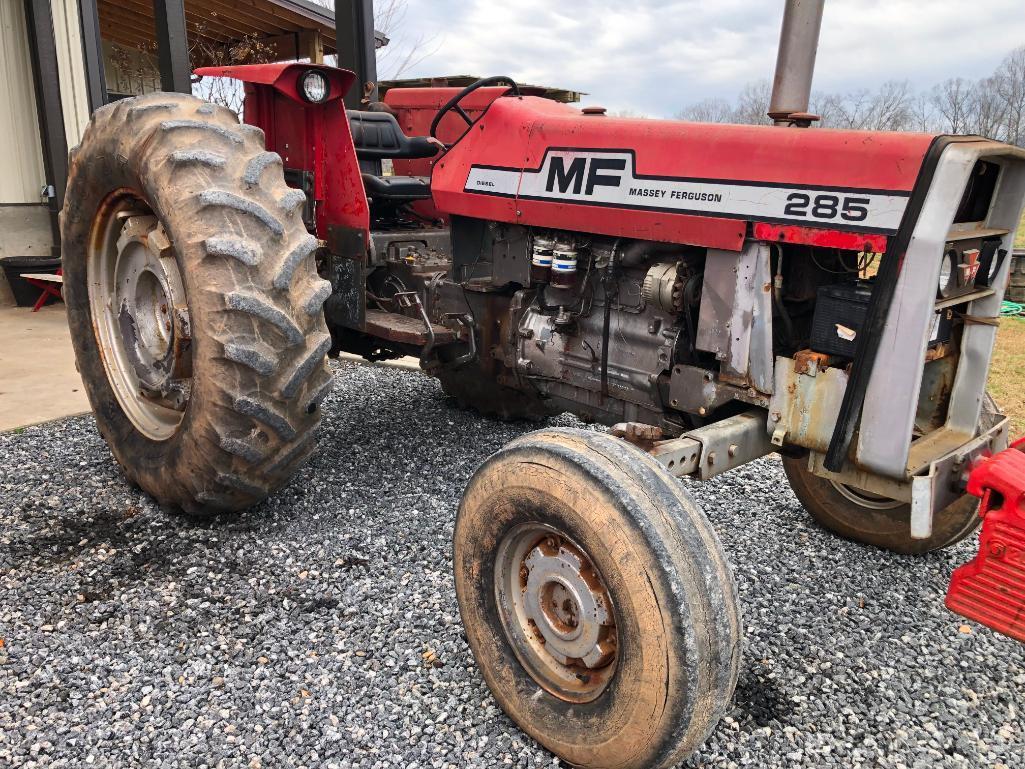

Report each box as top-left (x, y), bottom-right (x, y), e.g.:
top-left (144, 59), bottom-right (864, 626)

top-left (61, 93), bottom-right (334, 513)
top-left (454, 428), bottom-right (742, 769)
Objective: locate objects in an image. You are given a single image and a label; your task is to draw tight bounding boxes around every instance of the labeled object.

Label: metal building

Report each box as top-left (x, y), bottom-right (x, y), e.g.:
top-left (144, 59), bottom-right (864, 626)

top-left (0, 0), bottom-right (367, 304)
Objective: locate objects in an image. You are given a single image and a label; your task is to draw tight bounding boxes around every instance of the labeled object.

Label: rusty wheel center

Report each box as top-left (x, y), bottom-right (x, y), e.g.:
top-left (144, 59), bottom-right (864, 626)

top-left (495, 524), bottom-right (618, 703)
top-left (88, 194), bottom-right (192, 440)
top-left (130, 267), bottom-right (173, 360)
top-left (829, 481), bottom-right (904, 511)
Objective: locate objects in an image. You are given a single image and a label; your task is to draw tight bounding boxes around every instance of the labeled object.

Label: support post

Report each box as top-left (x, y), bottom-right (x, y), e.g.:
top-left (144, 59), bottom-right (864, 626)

top-left (767, 0), bottom-right (825, 125)
top-left (152, 0), bottom-right (191, 94)
top-left (335, 0), bottom-right (377, 109)
top-left (23, 0), bottom-right (69, 252)
top-left (300, 29), bottom-right (324, 64)
top-left (78, 0), bottom-right (107, 111)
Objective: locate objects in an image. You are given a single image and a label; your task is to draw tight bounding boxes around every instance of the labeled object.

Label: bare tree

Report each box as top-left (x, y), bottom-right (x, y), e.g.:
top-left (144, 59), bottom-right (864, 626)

top-left (374, 0), bottom-right (438, 79)
top-left (930, 78), bottom-right (974, 134)
top-left (872, 80), bottom-right (916, 131)
top-left (675, 82), bottom-right (771, 125)
top-left (967, 76), bottom-right (1008, 140)
top-left (190, 25), bottom-right (276, 114)
top-left (812, 81), bottom-right (916, 131)
top-left (732, 80), bottom-right (772, 125)
top-left (995, 46), bottom-right (1025, 146)
top-left (312, 0), bottom-right (438, 79)
top-left (675, 97), bottom-right (736, 124)
top-left (673, 45), bottom-right (1025, 139)
top-left (909, 91), bottom-right (938, 133)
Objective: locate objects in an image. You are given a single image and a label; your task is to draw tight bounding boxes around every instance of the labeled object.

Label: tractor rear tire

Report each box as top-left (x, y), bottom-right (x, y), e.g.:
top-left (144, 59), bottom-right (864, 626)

top-left (61, 93), bottom-right (333, 513)
top-left (783, 393), bottom-right (1001, 554)
top-left (454, 428), bottom-right (741, 769)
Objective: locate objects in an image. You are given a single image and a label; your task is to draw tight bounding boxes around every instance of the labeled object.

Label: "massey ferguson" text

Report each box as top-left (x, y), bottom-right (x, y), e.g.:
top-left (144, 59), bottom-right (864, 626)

top-left (628, 187), bottom-right (723, 202)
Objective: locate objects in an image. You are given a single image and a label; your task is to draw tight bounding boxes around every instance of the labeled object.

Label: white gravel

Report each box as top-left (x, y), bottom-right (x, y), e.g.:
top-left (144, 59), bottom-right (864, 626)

top-left (1, 360), bottom-right (1023, 768)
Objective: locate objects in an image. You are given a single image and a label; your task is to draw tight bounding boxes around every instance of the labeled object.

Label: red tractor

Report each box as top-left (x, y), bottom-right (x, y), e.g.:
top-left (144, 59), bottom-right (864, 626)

top-left (59, 3), bottom-right (1025, 767)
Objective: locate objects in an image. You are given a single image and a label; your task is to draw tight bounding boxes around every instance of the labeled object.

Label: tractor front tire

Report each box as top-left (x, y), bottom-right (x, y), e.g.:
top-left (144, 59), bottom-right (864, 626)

top-left (454, 428), bottom-right (742, 769)
top-left (61, 93), bottom-right (333, 513)
top-left (782, 394), bottom-right (1001, 554)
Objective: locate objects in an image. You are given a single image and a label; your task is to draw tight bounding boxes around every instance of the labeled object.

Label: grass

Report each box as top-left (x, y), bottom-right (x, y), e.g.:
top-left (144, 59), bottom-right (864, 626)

top-left (995, 211), bottom-right (1023, 436)
top-left (992, 317), bottom-right (1025, 438)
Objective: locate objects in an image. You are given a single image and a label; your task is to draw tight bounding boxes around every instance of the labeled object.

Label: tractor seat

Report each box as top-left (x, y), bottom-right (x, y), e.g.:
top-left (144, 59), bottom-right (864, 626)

top-left (361, 173), bottom-right (432, 202)
top-left (348, 110), bottom-right (441, 161)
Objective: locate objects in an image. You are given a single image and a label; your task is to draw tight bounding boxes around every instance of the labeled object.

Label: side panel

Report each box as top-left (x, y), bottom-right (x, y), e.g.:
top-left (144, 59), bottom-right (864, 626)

top-left (696, 243), bottom-right (774, 391)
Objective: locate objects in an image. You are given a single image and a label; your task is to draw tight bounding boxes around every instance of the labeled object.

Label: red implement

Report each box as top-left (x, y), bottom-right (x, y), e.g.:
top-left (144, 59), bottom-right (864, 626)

top-left (946, 438), bottom-right (1025, 642)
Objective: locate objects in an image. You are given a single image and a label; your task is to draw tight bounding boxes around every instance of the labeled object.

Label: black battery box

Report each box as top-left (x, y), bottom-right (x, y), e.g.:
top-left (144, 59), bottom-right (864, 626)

top-left (810, 280), bottom-right (952, 359)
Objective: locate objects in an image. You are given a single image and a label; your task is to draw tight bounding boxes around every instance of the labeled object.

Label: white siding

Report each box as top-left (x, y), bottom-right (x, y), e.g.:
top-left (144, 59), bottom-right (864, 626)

top-left (52, 0), bottom-right (90, 147)
top-left (0, 0), bottom-right (46, 205)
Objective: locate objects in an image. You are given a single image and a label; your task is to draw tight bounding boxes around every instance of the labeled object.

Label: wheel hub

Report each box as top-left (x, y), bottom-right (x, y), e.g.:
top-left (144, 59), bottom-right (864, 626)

top-left (87, 196), bottom-right (192, 440)
top-left (114, 216), bottom-right (192, 401)
top-left (523, 538), bottom-right (616, 669)
top-left (495, 524), bottom-right (618, 703)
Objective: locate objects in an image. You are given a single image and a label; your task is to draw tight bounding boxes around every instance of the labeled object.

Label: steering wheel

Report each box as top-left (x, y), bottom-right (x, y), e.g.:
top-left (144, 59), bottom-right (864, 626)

top-left (430, 76), bottom-right (521, 149)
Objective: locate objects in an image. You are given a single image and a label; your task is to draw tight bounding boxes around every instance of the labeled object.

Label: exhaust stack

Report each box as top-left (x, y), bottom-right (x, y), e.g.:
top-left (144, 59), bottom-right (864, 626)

top-left (768, 0), bottom-right (825, 126)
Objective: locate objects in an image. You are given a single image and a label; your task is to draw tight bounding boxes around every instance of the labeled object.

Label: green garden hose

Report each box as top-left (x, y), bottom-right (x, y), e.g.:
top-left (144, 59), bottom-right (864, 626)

top-left (1002, 300), bottom-right (1024, 317)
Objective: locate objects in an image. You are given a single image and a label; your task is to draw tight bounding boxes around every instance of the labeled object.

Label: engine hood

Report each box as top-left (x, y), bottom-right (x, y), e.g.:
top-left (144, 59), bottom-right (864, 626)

top-left (431, 95), bottom-right (940, 251)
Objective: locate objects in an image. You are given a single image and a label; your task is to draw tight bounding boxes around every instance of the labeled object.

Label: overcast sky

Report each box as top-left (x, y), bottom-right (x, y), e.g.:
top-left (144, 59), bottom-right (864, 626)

top-left (383, 0), bottom-right (1025, 116)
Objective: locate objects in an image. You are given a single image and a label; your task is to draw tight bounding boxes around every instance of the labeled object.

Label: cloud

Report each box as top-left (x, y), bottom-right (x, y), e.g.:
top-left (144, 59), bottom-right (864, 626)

top-left (386, 0), bottom-right (1025, 117)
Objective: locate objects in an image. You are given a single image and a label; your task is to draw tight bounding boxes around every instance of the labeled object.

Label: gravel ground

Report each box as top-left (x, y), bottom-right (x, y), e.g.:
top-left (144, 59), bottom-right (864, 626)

top-left (1, 359), bottom-right (1024, 769)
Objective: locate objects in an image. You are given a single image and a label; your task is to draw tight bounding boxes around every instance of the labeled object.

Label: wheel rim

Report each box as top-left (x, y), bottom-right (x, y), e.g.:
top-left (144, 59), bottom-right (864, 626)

top-left (87, 191), bottom-right (192, 441)
top-left (829, 481), bottom-right (904, 511)
top-left (494, 523), bottom-right (618, 703)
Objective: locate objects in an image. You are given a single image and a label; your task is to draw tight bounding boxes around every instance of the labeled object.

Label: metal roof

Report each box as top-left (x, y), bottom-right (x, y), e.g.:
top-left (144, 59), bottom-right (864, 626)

top-left (96, 0), bottom-right (389, 59)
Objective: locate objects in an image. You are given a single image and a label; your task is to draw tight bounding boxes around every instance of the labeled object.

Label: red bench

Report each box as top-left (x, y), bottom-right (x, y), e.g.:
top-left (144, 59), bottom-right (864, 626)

top-left (20, 269), bottom-right (63, 311)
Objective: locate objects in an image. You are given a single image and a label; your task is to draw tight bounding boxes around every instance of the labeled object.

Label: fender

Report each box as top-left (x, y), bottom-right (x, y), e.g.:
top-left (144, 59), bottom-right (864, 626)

top-left (194, 63), bottom-right (369, 241)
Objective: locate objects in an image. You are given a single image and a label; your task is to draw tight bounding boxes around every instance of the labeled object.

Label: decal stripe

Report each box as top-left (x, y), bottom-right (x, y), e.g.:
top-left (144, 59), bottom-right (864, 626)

top-left (468, 147), bottom-right (916, 196)
top-left (464, 149), bottom-right (912, 236)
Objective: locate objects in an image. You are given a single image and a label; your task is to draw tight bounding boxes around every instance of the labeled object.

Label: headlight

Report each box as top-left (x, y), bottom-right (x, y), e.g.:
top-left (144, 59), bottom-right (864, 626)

top-left (938, 247), bottom-right (958, 299)
top-left (977, 241), bottom-right (1003, 288)
top-left (299, 70), bottom-right (329, 104)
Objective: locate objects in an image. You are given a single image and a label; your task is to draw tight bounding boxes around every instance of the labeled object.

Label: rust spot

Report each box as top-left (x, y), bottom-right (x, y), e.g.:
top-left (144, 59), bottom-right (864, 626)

top-left (794, 349), bottom-right (831, 376)
top-left (610, 422), bottom-right (663, 450)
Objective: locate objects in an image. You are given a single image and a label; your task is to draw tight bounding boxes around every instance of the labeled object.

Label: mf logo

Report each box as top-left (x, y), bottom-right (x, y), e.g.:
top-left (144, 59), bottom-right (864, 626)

top-left (546, 155), bottom-right (627, 196)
